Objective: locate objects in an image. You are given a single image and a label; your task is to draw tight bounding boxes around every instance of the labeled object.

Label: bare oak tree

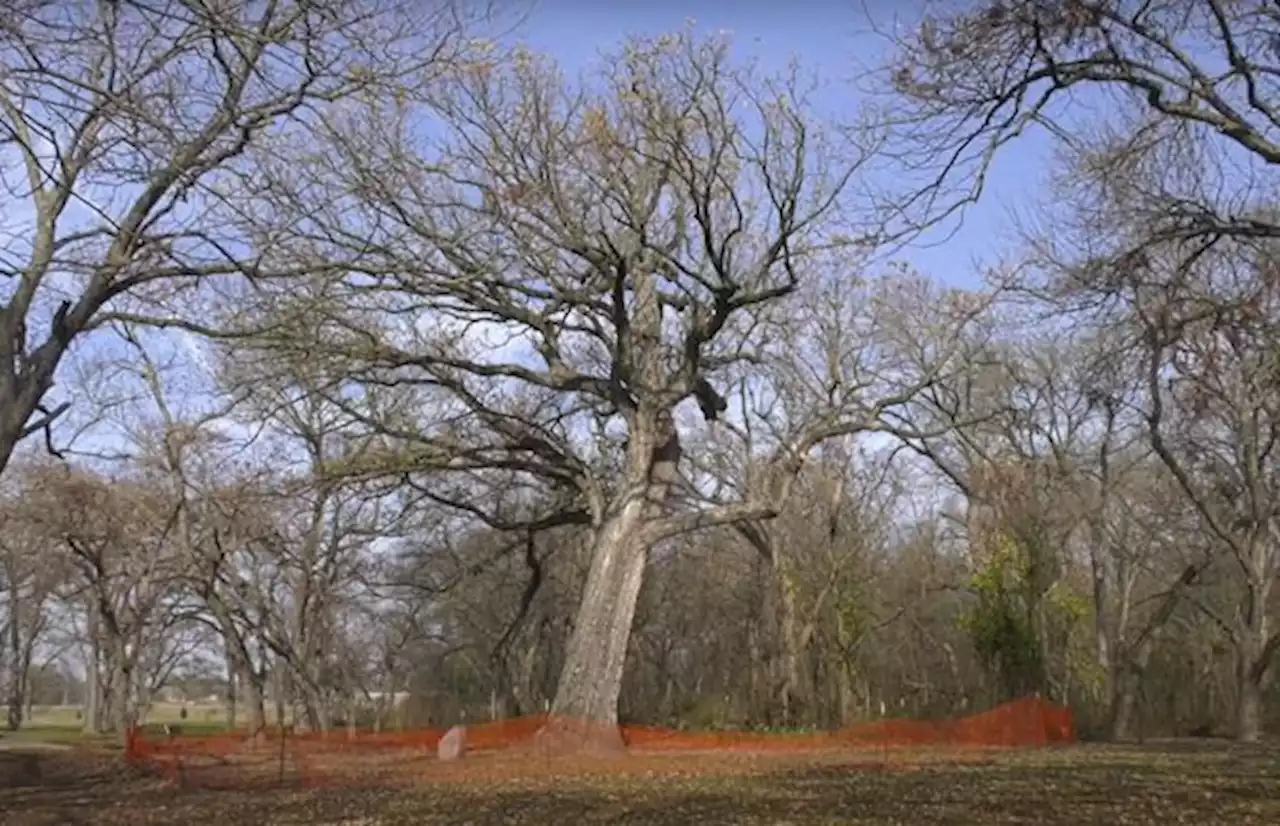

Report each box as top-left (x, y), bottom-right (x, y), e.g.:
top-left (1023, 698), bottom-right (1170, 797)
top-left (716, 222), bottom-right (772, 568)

top-left (233, 31), bottom-right (988, 748)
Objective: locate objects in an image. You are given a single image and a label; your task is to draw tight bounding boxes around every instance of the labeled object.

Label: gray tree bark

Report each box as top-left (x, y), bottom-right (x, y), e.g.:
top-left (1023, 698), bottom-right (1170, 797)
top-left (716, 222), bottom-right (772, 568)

top-left (546, 498), bottom-right (650, 749)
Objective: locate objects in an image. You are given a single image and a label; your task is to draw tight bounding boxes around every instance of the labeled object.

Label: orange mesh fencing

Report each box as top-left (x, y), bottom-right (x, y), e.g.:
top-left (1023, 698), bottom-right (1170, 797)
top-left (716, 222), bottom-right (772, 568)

top-left (125, 696), bottom-right (1075, 790)
top-left (621, 696), bottom-right (1074, 751)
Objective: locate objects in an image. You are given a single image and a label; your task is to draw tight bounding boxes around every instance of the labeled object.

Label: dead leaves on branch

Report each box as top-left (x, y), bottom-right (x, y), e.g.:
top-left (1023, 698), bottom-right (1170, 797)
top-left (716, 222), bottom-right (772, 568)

top-left (881, 0), bottom-right (1280, 238)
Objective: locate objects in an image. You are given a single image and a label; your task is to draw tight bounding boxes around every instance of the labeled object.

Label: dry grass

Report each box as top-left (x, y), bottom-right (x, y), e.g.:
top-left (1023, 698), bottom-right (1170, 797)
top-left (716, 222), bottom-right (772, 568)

top-left (23, 703), bottom-right (230, 729)
top-left (2, 740), bottom-right (1278, 825)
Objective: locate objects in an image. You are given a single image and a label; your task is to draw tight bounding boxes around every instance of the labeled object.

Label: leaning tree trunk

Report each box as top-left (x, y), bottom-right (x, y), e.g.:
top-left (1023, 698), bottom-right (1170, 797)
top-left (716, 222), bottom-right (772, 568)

top-left (545, 499), bottom-right (650, 751)
top-left (544, 248), bottom-right (688, 751)
top-left (222, 632), bottom-right (267, 737)
top-left (544, 389), bottom-right (682, 752)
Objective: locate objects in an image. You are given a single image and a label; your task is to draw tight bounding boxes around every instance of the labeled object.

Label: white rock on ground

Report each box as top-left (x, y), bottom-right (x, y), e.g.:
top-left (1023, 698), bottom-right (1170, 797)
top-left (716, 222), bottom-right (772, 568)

top-left (437, 725), bottom-right (467, 761)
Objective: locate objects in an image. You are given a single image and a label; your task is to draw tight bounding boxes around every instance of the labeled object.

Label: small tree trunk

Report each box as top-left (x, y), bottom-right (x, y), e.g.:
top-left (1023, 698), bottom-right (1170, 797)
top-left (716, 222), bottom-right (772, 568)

top-left (243, 673), bottom-right (266, 737)
top-left (1108, 667), bottom-right (1141, 742)
top-left (1236, 640), bottom-right (1265, 743)
top-left (517, 638), bottom-right (540, 715)
top-left (1108, 639), bottom-right (1151, 742)
top-left (83, 611), bottom-right (100, 735)
top-left (273, 663), bottom-right (288, 730)
top-left (111, 663), bottom-right (134, 744)
top-left (776, 563), bottom-right (802, 727)
top-left (6, 686), bottom-right (22, 731)
top-left (746, 623), bottom-right (766, 723)
top-left (1236, 671), bottom-right (1263, 743)
top-left (6, 587), bottom-right (21, 731)
top-left (546, 501), bottom-right (649, 751)
top-left (1235, 578), bottom-right (1271, 744)
top-left (225, 661), bottom-right (238, 731)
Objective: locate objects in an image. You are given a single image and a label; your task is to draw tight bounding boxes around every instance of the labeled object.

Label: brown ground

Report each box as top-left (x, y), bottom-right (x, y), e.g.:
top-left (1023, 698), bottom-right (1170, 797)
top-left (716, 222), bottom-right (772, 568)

top-left (2, 740), bottom-right (1278, 825)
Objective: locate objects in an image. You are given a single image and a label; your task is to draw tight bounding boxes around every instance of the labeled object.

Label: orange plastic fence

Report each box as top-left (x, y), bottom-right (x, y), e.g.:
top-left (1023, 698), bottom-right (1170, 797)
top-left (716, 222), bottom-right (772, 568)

top-left (125, 696), bottom-right (1074, 789)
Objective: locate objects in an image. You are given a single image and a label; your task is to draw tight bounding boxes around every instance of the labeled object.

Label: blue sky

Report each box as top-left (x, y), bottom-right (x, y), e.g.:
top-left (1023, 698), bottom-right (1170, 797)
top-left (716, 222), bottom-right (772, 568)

top-left (511, 0), bottom-right (1056, 289)
top-left (17, 0), bottom-right (1061, 464)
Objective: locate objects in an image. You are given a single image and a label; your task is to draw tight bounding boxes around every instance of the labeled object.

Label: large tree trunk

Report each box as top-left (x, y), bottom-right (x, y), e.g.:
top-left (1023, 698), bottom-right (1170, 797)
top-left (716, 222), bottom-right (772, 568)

top-left (545, 499), bottom-right (649, 751)
top-left (293, 670), bottom-right (328, 733)
top-left (1109, 673), bottom-right (1140, 742)
top-left (834, 660), bottom-right (856, 727)
top-left (6, 664), bottom-right (25, 732)
top-left (542, 250), bottom-right (683, 751)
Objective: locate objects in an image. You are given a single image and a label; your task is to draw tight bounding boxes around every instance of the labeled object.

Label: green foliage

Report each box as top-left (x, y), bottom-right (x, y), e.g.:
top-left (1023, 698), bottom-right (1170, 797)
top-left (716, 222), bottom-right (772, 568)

top-left (960, 533), bottom-right (1047, 698)
top-left (960, 531), bottom-right (1099, 702)
top-left (1047, 581), bottom-right (1107, 699)
top-left (1045, 581), bottom-right (1088, 624)
top-left (960, 534), bottom-right (1038, 692)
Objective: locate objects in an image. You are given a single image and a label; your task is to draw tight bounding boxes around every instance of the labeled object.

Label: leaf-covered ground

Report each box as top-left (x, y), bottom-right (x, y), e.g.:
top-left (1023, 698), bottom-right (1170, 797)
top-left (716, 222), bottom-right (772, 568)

top-left (3, 741), bottom-right (1278, 825)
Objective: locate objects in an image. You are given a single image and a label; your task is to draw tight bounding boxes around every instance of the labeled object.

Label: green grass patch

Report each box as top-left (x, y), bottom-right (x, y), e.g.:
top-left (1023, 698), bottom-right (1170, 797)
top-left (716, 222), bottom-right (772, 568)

top-left (0, 726), bottom-right (114, 745)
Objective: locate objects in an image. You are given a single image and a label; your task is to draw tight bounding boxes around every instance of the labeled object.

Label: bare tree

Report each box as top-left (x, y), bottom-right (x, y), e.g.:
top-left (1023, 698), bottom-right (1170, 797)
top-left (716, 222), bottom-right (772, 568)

top-left (0, 0), bottom-right (479, 478)
top-left (878, 0), bottom-right (1280, 241)
top-left (225, 30), bottom-right (990, 749)
top-left (1010, 125), bottom-right (1280, 740)
top-left (109, 329), bottom-right (273, 735)
top-left (1122, 243), bottom-right (1280, 742)
top-left (16, 463), bottom-right (186, 737)
top-left (0, 469), bottom-right (63, 729)
top-left (881, 0), bottom-right (1280, 741)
